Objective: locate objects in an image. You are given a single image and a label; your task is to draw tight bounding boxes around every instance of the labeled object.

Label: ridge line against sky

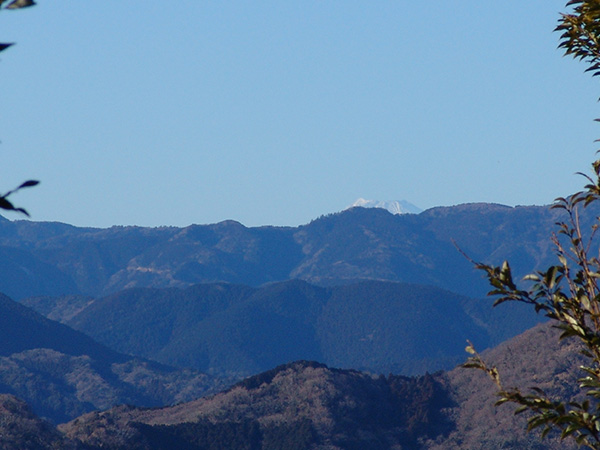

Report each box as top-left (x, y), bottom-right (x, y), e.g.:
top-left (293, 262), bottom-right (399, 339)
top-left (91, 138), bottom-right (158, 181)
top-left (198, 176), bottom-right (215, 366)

top-left (0, 1), bottom-right (598, 228)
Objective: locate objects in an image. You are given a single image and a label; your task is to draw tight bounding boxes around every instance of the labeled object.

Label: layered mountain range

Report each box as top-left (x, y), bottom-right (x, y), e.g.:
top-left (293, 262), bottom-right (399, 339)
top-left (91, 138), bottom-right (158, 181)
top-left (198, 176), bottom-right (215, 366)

top-left (0, 322), bottom-right (580, 449)
top-left (0, 292), bottom-right (225, 424)
top-left (0, 203), bottom-right (572, 300)
top-left (22, 280), bottom-right (493, 378)
top-left (0, 202), bottom-right (589, 448)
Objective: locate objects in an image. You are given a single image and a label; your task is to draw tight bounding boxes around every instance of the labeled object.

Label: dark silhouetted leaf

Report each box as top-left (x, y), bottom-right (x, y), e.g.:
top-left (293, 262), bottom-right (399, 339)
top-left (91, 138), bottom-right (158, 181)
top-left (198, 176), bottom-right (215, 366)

top-left (5, 0), bottom-right (35, 9)
top-left (18, 180), bottom-right (39, 189)
top-left (0, 197), bottom-right (15, 211)
top-left (0, 43), bottom-right (14, 53)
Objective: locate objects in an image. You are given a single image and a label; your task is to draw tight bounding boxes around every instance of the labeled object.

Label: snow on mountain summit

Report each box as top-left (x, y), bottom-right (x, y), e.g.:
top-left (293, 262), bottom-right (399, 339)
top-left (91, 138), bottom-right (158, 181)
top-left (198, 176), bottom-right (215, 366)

top-left (347, 198), bottom-right (422, 215)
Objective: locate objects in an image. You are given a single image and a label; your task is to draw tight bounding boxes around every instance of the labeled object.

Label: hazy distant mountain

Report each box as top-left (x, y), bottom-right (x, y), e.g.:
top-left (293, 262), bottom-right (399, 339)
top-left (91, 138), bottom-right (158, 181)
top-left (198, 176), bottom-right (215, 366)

top-left (0, 202), bottom-right (577, 300)
top-left (21, 279), bottom-right (545, 379)
top-left (0, 293), bottom-right (224, 423)
top-left (347, 198), bottom-right (423, 214)
top-left (55, 322), bottom-right (578, 449)
top-left (0, 203), bottom-right (590, 448)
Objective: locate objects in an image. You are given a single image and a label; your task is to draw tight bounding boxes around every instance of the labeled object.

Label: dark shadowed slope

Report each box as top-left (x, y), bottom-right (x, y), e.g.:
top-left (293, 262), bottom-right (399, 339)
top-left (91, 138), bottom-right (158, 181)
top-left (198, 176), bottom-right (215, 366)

top-left (0, 394), bottom-right (80, 449)
top-left (0, 293), bottom-right (122, 361)
top-left (0, 293), bottom-right (224, 423)
top-left (58, 280), bottom-right (492, 377)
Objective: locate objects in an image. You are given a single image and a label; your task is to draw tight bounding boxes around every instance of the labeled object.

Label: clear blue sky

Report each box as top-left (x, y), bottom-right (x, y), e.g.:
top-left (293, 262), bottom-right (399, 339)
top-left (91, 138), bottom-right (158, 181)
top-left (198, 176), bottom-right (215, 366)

top-left (1, 1), bottom-right (598, 228)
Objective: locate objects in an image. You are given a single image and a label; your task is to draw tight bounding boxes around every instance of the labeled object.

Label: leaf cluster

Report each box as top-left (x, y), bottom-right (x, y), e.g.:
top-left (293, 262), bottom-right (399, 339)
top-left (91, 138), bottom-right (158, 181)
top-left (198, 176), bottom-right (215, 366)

top-left (463, 161), bottom-right (600, 448)
top-left (557, 0), bottom-right (600, 78)
top-left (0, 180), bottom-right (38, 216)
top-left (0, 0), bottom-right (36, 54)
top-left (462, 2), bottom-right (600, 448)
top-left (0, 1), bottom-right (39, 216)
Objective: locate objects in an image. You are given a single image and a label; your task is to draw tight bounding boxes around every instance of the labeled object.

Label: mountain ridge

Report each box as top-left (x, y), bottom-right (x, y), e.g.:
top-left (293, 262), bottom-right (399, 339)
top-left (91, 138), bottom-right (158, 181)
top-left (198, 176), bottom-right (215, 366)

top-left (52, 322), bottom-right (578, 449)
top-left (21, 278), bottom-right (545, 379)
top-left (0, 202), bottom-right (574, 302)
top-left (0, 292), bottom-right (225, 423)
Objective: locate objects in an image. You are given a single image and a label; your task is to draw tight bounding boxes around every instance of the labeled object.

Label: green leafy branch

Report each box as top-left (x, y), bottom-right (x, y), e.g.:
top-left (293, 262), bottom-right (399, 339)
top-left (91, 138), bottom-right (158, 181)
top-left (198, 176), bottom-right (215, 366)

top-left (557, 0), bottom-right (600, 78)
top-left (463, 160), bottom-right (600, 448)
top-left (463, 340), bottom-right (600, 446)
top-left (461, 2), bottom-right (600, 447)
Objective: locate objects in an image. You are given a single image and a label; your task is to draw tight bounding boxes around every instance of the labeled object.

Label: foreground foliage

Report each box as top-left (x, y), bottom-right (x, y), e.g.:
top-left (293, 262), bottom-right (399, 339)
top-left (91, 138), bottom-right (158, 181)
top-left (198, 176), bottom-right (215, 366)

top-left (464, 2), bottom-right (600, 447)
top-left (0, 0), bottom-right (35, 53)
top-left (464, 181), bottom-right (600, 446)
top-left (0, 1), bottom-right (38, 216)
top-left (0, 180), bottom-right (38, 216)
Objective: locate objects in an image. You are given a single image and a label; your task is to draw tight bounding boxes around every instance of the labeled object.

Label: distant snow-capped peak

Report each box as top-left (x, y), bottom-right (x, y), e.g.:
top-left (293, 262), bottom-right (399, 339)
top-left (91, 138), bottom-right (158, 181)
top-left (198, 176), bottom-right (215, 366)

top-left (347, 198), bottom-right (422, 215)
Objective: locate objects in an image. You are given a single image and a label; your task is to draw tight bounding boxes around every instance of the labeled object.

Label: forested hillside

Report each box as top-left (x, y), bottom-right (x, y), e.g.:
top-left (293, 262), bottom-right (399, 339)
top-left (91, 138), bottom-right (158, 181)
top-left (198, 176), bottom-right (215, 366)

top-left (0, 293), bottom-right (224, 423)
top-left (43, 322), bottom-right (577, 450)
top-left (21, 279), bottom-right (541, 378)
